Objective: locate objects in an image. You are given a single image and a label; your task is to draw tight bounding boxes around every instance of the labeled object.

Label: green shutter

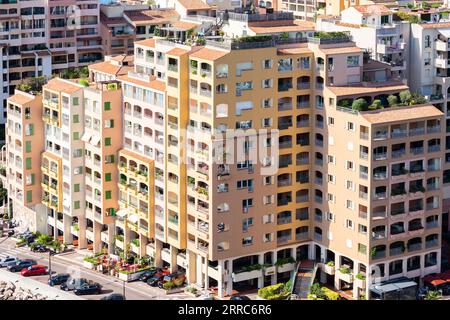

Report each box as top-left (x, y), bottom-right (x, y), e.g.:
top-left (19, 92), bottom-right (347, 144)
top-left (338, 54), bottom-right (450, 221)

top-left (104, 101), bottom-right (111, 110)
top-left (73, 97), bottom-right (79, 106)
top-left (105, 190), bottom-right (112, 199)
top-left (25, 141), bottom-right (31, 153)
top-left (29, 124), bottom-right (34, 136)
top-left (73, 114), bottom-right (79, 123)
top-left (26, 190), bottom-right (32, 202)
top-left (105, 173), bottom-right (111, 182)
top-left (74, 201), bottom-right (80, 209)
top-left (73, 132), bottom-right (79, 140)
top-left (25, 158), bottom-right (32, 169)
top-left (30, 173), bottom-right (35, 185)
top-left (105, 137), bottom-right (111, 146)
top-left (74, 184), bottom-right (80, 192)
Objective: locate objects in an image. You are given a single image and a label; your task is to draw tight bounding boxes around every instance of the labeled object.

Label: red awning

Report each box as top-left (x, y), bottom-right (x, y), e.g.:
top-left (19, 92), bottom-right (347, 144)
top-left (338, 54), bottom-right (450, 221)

top-left (430, 279), bottom-right (447, 286)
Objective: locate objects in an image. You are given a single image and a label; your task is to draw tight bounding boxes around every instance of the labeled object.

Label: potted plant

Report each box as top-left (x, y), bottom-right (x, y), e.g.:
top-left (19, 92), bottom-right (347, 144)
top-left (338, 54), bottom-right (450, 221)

top-left (324, 261), bottom-right (335, 275)
top-left (337, 266), bottom-right (353, 283)
top-left (354, 273), bottom-right (366, 288)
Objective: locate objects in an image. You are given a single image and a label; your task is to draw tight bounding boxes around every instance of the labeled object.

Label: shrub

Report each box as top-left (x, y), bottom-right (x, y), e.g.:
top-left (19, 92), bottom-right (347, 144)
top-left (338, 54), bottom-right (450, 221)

top-left (115, 235), bottom-right (124, 242)
top-left (425, 290), bottom-right (442, 300)
top-left (369, 99), bottom-right (383, 110)
top-left (322, 287), bottom-right (339, 300)
top-left (339, 266), bottom-right (351, 274)
top-left (387, 95), bottom-right (398, 107)
top-left (399, 90), bottom-right (412, 104)
top-left (186, 286), bottom-right (198, 294)
top-left (163, 281), bottom-right (175, 290)
top-left (36, 234), bottom-right (53, 245)
top-left (257, 283), bottom-right (291, 300)
top-left (275, 257), bottom-right (295, 266)
top-left (326, 261), bottom-right (335, 267)
top-left (78, 79), bottom-right (89, 87)
top-left (355, 273), bottom-right (366, 280)
top-left (351, 98), bottom-right (368, 111)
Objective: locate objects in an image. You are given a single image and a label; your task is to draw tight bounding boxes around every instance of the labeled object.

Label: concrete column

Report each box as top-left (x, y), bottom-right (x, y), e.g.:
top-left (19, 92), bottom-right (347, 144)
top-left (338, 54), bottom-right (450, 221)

top-left (204, 261), bottom-right (209, 290)
top-left (334, 254), bottom-right (341, 290)
top-left (123, 227), bottom-right (131, 258)
top-left (154, 239), bottom-right (163, 267)
top-left (196, 254), bottom-right (204, 287)
top-left (271, 250), bottom-right (278, 285)
top-left (107, 223), bottom-right (115, 255)
top-left (226, 259), bottom-right (233, 296)
top-left (257, 253), bottom-right (264, 288)
top-left (308, 243), bottom-right (315, 260)
top-left (218, 260), bottom-right (225, 298)
top-left (170, 245), bottom-right (178, 272)
top-left (139, 234), bottom-right (148, 258)
top-left (93, 221), bottom-right (102, 254)
top-left (186, 250), bottom-right (196, 285)
top-left (62, 214), bottom-right (72, 245)
top-left (78, 218), bottom-right (87, 249)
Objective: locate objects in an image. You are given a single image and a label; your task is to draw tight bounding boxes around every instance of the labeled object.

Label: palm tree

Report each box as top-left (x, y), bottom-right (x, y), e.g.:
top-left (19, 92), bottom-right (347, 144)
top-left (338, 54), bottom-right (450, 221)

top-left (425, 290), bottom-right (442, 300)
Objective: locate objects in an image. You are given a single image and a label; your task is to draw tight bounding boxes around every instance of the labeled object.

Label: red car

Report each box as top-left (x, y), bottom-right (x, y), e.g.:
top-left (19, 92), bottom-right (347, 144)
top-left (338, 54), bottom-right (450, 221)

top-left (21, 265), bottom-right (47, 277)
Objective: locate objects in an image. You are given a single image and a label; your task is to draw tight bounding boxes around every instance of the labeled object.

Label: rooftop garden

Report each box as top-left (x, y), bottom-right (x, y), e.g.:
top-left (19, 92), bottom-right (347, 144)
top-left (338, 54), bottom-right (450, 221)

top-left (337, 90), bottom-right (427, 112)
top-left (312, 31), bottom-right (349, 39)
top-left (17, 76), bottom-right (46, 95)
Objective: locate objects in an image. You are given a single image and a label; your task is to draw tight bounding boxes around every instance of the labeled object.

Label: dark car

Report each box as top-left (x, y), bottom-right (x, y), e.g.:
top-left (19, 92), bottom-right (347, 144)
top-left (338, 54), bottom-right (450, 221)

top-left (230, 295), bottom-right (251, 301)
top-left (31, 244), bottom-right (48, 252)
top-left (48, 273), bottom-right (71, 286)
top-left (73, 283), bottom-right (102, 295)
top-left (146, 269), bottom-right (170, 287)
top-left (7, 260), bottom-right (36, 272)
top-left (101, 293), bottom-right (126, 300)
top-left (60, 278), bottom-right (89, 291)
top-left (159, 272), bottom-right (186, 287)
top-left (138, 268), bottom-right (159, 282)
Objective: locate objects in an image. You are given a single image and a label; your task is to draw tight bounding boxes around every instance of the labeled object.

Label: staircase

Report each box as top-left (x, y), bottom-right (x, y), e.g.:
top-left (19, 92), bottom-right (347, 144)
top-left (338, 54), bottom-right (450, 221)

top-left (291, 260), bottom-right (318, 300)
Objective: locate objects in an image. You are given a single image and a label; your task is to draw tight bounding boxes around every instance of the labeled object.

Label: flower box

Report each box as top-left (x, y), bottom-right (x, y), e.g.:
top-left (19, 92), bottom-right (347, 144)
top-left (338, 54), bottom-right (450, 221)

top-left (354, 277), bottom-right (366, 289)
top-left (165, 287), bottom-right (185, 295)
top-left (277, 262), bottom-right (295, 273)
top-left (118, 269), bottom-right (148, 282)
top-left (337, 270), bottom-right (353, 283)
top-left (232, 269), bottom-right (263, 282)
top-left (264, 266), bottom-right (276, 276)
top-left (324, 264), bottom-right (335, 275)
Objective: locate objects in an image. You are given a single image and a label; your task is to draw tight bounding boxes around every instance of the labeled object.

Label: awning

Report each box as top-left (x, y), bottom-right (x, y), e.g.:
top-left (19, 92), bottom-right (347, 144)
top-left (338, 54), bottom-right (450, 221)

top-left (438, 28), bottom-right (450, 39)
top-left (81, 132), bottom-right (92, 143)
top-left (90, 135), bottom-right (101, 146)
top-left (116, 209), bottom-right (127, 218)
top-left (128, 214), bottom-right (138, 224)
top-left (431, 279), bottom-right (447, 286)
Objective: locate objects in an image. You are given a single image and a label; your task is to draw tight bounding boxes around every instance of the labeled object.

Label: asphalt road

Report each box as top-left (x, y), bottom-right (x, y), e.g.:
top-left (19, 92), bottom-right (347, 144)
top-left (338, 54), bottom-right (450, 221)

top-left (0, 237), bottom-right (193, 300)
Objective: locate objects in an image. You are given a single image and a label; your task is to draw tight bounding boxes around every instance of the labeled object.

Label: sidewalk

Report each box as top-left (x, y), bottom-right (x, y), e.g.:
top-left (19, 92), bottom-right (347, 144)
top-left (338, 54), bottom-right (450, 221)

top-left (0, 269), bottom-right (84, 300)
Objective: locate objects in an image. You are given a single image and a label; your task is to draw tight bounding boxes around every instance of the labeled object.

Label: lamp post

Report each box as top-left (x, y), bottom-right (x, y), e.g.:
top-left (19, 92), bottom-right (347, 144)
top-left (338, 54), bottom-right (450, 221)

top-left (48, 250), bottom-right (52, 282)
top-left (122, 279), bottom-right (126, 299)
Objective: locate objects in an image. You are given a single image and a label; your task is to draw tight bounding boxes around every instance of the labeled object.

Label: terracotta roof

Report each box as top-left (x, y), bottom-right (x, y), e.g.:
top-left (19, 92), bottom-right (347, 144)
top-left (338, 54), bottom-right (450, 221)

top-left (176, 0), bottom-right (211, 10)
top-left (118, 74), bottom-right (166, 92)
top-left (335, 21), bottom-right (361, 29)
top-left (421, 22), bottom-right (450, 29)
top-left (249, 20), bottom-right (315, 34)
top-left (124, 9), bottom-right (178, 24)
top-left (100, 13), bottom-right (129, 25)
top-left (277, 46), bottom-right (312, 55)
top-left (189, 47), bottom-right (228, 61)
top-left (8, 92), bottom-right (36, 106)
top-left (167, 47), bottom-right (190, 56)
top-left (89, 57), bottom-right (134, 77)
top-left (352, 4), bottom-right (391, 15)
top-left (360, 104), bottom-right (443, 124)
top-left (44, 78), bottom-right (83, 94)
top-left (170, 20), bottom-right (200, 30)
top-left (135, 38), bottom-right (156, 48)
top-left (363, 59), bottom-right (390, 71)
top-left (319, 46), bottom-right (362, 55)
top-left (327, 82), bottom-right (408, 97)
top-left (119, 148), bottom-right (153, 164)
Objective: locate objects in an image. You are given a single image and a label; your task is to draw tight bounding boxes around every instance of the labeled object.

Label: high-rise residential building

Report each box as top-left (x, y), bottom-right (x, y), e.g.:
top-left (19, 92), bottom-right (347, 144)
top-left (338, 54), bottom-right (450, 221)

top-left (0, 0), bottom-right (104, 138)
top-left (317, 5), bottom-right (410, 81)
top-left (5, 26), bottom-right (445, 300)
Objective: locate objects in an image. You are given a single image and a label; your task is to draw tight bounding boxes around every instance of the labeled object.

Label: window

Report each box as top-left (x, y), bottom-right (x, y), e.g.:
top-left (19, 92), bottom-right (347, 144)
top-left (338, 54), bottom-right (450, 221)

top-left (328, 117), bottom-right (334, 125)
top-left (346, 161), bottom-right (354, 170)
top-left (74, 201), bottom-right (80, 209)
top-left (346, 200), bottom-right (354, 210)
top-left (242, 236), bottom-right (253, 245)
top-left (105, 119), bottom-right (114, 128)
top-left (262, 98), bottom-right (272, 108)
top-left (262, 117), bottom-right (272, 127)
top-left (105, 155), bottom-right (115, 164)
top-left (105, 190), bottom-right (112, 199)
top-left (328, 174), bottom-right (335, 183)
top-left (358, 243), bottom-right (367, 254)
top-left (72, 132), bottom-right (79, 140)
top-left (327, 212), bottom-right (335, 222)
top-left (73, 97), bottom-right (79, 106)
top-left (104, 137), bottom-right (111, 146)
top-left (262, 79), bottom-right (272, 88)
top-left (263, 59), bottom-right (272, 69)
top-left (328, 193), bottom-right (335, 203)
top-left (346, 180), bottom-right (354, 190)
top-left (74, 184), bottom-right (80, 192)
top-left (347, 122), bottom-right (354, 131)
top-left (264, 233), bottom-right (273, 242)
top-left (105, 173), bottom-right (111, 182)
top-left (237, 179), bottom-right (253, 189)
top-left (25, 124), bottom-right (34, 136)
top-left (347, 56), bottom-right (359, 67)
top-left (73, 114), bottom-right (79, 123)
top-left (359, 224), bottom-right (367, 234)
top-left (104, 101), bottom-right (111, 110)
top-left (242, 217), bottom-right (253, 231)
top-left (327, 155), bottom-right (335, 164)
top-left (345, 219), bottom-right (354, 229)
top-left (425, 35), bottom-right (431, 48)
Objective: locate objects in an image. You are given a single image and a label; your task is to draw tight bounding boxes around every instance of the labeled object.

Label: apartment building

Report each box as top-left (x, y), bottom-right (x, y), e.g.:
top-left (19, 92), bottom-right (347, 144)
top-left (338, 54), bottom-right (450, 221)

top-left (0, 0), bottom-right (103, 137)
top-left (317, 5), bottom-right (410, 81)
top-left (100, 3), bottom-right (179, 56)
top-left (5, 90), bottom-right (46, 233)
top-left (409, 20), bottom-right (450, 230)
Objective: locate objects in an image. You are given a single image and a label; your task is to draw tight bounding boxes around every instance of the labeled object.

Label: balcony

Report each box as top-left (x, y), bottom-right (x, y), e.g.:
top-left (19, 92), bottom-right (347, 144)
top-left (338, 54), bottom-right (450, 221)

top-left (277, 235), bottom-right (291, 244)
top-left (296, 232), bottom-right (309, 241)
top-left (372, 231), bottom-right (386, 240)
top-left (373, 152), bottom-right (387, 161)
top-left (425, 239), bottom-right (439, 248)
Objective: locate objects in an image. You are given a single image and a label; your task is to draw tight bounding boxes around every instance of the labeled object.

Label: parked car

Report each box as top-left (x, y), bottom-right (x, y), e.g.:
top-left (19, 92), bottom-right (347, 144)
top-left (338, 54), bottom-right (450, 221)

top-left (146, 268), bottom-right (170, 287)
top-left (0, 256), bottom-right (18, 268)
top-left (7, 260), bottom-right (36, 272)
top-left (73, 283), bottom-right (102, 295)
top-left (138, 268), bottom-right (159, 282)
top-left (48, 273), bottom-right (71, 286)
top-left (230, 295), bottom-right (251, 301)
top-left (30, 244), bottom-right (48, 253)
top-left (160, 272), bottom-right (186, 287)
top-left (101, 293), bottom-right (126, 300)
top-left (21, 265), bottom-right (47, 277)
top-left (60, 278), bottom-right (89, 291)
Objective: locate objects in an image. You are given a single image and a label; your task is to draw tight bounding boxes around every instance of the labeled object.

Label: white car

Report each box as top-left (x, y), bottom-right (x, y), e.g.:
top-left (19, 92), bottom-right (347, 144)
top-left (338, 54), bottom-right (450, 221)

top-left (0, 256), bottom-right (18, 268)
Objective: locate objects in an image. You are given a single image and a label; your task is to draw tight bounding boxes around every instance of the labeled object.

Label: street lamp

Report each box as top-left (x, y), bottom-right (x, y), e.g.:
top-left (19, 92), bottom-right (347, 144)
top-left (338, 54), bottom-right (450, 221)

top-left (122, 279), bottom-right (126, 299)
top-left (48, 250), bottom-right (52, 282)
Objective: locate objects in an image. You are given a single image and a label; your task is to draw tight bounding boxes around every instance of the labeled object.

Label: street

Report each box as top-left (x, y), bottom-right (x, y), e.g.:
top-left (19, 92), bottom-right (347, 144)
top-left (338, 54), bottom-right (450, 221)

top-left (0, 237), bottom-right (193, 300)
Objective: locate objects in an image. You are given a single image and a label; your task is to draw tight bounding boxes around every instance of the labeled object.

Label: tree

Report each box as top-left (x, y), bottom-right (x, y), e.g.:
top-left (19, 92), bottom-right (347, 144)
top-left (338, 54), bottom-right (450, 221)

top-left (78, 79), bottom-right (89, 87)
top-left (0, 180), bottom-right (7, 207)
top-left (387, 95), bottom-right (398, 107)
top-left (399, 90), bottom-right (412, 104)
top-left (351, 98), bottom-right (368, 111)
top-left (410, 92), bottom-right (427, 105)
top-left (369, 99), bottom-right (383, 110)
